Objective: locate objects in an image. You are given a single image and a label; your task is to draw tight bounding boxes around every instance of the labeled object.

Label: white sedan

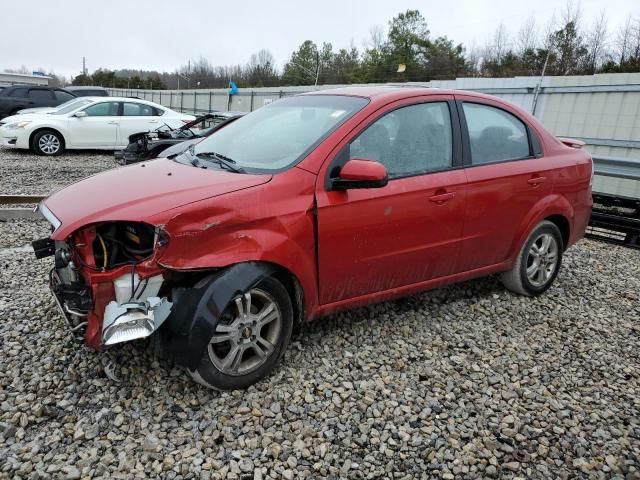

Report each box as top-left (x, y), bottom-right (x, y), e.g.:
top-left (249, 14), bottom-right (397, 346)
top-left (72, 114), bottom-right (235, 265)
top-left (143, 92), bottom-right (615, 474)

top-left (0, 97), bottom-right (195, 155)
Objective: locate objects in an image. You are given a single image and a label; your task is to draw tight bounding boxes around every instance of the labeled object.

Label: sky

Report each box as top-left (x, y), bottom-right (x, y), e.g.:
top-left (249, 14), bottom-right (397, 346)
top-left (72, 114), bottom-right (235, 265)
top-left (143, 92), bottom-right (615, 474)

top-left (0, 0), bottom-right (634, 79)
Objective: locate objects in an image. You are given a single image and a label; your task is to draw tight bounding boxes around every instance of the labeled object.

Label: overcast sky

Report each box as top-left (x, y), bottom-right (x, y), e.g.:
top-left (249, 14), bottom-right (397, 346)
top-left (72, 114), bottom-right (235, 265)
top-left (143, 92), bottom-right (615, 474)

top-left (0, 0), bottom-right (634, 79)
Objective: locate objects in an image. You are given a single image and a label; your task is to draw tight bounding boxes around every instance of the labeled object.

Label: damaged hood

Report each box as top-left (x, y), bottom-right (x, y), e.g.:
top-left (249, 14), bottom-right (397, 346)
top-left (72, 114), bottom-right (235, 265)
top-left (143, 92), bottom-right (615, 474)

top-left (44, 158), bottom-right (271, 239)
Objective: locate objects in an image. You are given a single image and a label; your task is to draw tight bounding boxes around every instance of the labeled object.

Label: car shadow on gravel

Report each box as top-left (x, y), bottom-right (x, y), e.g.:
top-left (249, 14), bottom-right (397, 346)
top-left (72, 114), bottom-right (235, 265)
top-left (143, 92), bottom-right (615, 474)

top-left (299, 274), bottom-right (505, 335)
top-left (88, 274), bottom-right (507, 395)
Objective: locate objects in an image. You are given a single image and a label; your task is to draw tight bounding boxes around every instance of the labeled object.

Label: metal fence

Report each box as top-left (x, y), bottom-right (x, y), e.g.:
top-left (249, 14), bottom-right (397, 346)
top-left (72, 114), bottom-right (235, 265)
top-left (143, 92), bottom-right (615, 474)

top-left (109, 74), bottom-right (640, 152)
top-left (108, 73), bottom-right (640, 199)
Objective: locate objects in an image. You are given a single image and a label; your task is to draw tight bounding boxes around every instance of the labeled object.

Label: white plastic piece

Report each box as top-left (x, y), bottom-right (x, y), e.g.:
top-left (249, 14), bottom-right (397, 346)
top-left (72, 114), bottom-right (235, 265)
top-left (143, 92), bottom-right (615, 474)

top-left (113, 273), bottom-right (164, 305)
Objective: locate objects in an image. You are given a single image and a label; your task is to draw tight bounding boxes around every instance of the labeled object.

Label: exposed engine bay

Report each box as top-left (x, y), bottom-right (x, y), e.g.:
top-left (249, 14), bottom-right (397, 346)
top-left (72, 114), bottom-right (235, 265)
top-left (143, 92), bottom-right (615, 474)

top-left (34, 221), bottom-right (173, 346)
top-left (92, 222), bottom-right (156, 269)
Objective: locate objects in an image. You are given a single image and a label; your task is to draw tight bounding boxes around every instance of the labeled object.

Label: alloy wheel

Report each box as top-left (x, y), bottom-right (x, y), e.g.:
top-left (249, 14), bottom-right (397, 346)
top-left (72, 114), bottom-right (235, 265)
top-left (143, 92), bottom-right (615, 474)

top-left (526, 233), bottom-right (559, 287)
top-left (38, 134), bottom-right (60, 155)
top-left (208, 288), bottom-right (282, 376)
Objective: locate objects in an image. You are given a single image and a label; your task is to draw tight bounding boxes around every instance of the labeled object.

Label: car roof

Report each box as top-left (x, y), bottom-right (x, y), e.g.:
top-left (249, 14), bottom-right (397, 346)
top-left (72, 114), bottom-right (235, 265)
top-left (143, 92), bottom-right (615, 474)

top-left (305, 86), bottom-right (451, 98)
top-left (305, 85), bottom-right (502, 103)
top-left (66, 85), bottom-right (108, 90)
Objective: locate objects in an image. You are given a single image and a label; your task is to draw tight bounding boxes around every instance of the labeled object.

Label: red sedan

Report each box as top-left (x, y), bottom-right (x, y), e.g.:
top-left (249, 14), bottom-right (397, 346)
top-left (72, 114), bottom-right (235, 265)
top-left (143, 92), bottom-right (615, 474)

top-left (33, 87), bottom-right (593, 390)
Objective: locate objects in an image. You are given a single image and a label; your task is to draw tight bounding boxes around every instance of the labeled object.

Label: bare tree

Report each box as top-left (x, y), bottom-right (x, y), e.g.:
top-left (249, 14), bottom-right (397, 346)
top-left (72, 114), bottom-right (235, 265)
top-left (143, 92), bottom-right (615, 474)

top-left (485, 23), bottom-right (510, 64)
top-left (366, 25), bottom-right (385, 52)
top-left (465, 43), bottom-right (483, 75)
top-left (517, 16), bottom-right (538, 55)
top-left (560, 0), bottom-right (582, 29)
top-left (4, 65), bottom-right (30, 74)
top-left (615, 17), bottom-right (634, 62)
top-left (247, 49), bottom-right (278, 86)
top-left (584, 9), bottom-right (608, 73)
top-left (630, 17), bottom-right (640, 61)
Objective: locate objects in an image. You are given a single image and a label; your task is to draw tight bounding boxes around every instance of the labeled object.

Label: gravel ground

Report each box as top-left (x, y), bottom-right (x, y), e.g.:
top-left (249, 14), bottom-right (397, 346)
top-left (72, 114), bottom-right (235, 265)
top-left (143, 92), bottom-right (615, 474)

top-left (0, 147), bottom-right (115, 195)
top-left (0, 217), bottom-right (638, 479)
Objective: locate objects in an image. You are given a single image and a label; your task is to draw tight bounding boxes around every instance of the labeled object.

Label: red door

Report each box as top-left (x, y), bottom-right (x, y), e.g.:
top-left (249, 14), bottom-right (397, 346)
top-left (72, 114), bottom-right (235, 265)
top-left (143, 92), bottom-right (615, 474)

top-left (455, 98), bottom-right (556, 271)
top-left (315, 97), bottom-right (467, 304)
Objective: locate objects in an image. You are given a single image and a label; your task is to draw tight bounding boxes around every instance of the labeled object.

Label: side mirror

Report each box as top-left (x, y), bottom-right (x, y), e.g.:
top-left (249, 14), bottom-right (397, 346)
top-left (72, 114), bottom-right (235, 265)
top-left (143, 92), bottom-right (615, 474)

top-left (331, 158), bottom-right (388, 190)
top-left (73, 111), bottom-right (87, 118)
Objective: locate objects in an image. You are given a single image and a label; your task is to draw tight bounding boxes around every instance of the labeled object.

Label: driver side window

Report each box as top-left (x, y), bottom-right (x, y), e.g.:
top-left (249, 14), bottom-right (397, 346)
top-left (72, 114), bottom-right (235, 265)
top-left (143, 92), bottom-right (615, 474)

top-left (350, 102), bottom-right (453, 179)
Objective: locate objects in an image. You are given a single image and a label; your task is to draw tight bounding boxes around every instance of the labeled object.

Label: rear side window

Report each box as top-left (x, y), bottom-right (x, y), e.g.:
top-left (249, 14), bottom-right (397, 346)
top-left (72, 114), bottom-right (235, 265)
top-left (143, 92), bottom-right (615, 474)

top-left (74, 89), bottom-right (108, 97)
top-left (463, 103), bottom-right (530, 165)
top-left (84, 102), bottom-right (119, 116)
top-left (350, 102), bottom-right (453, 178)
top-left (122, 102), bottom-right (158, 116)
top-left (8, 88), bottom-right (27, 97)
top-left (54, 90), bottom-right (75, 102)
top-left (27, 89), bottom-right (52, 100)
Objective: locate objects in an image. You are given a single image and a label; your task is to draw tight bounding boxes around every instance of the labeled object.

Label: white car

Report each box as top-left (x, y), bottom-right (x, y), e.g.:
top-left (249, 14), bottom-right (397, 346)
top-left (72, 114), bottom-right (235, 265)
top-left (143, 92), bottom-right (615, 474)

top-left (17, 97), bottom-right (95, 115)
top-left (0, 97), bottom-right (195, 155)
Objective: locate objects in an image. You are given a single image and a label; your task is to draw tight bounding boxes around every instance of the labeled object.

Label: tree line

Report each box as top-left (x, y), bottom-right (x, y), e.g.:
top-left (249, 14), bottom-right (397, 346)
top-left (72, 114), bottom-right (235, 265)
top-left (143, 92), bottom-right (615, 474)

top-left (9, 6), bottom-right (640, 90)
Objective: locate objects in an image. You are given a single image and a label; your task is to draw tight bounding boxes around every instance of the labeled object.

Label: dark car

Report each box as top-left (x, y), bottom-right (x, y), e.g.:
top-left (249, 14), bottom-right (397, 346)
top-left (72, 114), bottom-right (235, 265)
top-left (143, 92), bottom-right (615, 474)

top-left (114, 112), bottom-right (245, 164)
top-left (0, 85), bottom-right (76, 119)
top-left (65, 86), bottom-right (109, 97)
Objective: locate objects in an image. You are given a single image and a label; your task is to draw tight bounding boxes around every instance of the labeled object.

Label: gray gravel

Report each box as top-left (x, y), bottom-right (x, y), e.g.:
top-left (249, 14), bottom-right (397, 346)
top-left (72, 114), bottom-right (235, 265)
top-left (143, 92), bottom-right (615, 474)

top-left (0, 147), bottom-right (115, 195)
top-left (0, 216), bottom-right (638, 479)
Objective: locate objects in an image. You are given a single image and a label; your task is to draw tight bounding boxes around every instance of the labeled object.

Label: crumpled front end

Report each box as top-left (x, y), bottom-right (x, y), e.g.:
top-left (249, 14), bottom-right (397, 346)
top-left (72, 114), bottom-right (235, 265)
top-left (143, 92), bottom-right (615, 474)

top-left (33, 204), bottom-right (173, 349)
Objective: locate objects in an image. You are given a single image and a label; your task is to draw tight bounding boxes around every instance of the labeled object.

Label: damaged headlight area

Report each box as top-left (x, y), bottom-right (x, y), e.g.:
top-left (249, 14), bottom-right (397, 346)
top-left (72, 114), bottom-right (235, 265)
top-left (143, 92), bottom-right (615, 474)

top-left (33, 220), bottom-right (173, 347)
top-left (102, 271), bottom-right (172, 345)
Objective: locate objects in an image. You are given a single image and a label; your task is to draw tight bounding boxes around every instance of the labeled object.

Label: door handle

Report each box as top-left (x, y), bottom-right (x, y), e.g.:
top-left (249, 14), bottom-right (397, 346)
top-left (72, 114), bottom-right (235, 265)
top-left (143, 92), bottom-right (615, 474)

top-left (428, 191), bottom-right (456, 204)
top-left (527, 176), bottom-right (546, 186)
top-left (107, 121), bottom-right (119, 125)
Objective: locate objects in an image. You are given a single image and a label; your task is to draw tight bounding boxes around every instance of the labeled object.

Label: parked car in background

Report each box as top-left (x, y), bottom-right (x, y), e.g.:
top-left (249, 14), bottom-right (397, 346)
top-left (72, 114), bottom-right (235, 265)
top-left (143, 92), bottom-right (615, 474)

top-left (65, 86), bottom-right (109, 97)
top-left (0, 97), bottom-right (194, 155)
top-left (114, 111), bottom-right (245, 164)
top-left (0, 85), bottom-right (76, 119)
top-left (32, 87), bottom-right (592, 390)
top-left (17, 97), bottom-right (95, 115)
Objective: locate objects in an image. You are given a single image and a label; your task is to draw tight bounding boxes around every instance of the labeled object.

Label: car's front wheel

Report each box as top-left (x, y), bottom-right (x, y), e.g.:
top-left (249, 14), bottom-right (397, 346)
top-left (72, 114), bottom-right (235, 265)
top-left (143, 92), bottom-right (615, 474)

top-left (189, 277), bottom-right (293, 390)
top-left (32, 129), bottom-right (64, 156)
top-left (500, 220), bottom-right (563, 296)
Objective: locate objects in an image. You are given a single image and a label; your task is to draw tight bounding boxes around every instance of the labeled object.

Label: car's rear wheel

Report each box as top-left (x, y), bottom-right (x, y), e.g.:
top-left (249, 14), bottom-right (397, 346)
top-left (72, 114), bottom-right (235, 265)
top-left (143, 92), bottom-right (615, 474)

top-left (32, 130), bottom-right (64, 156)
top-left (500, 220), bottom-right (563, 296)
top-left (189, 277), bottom-right (293, 390)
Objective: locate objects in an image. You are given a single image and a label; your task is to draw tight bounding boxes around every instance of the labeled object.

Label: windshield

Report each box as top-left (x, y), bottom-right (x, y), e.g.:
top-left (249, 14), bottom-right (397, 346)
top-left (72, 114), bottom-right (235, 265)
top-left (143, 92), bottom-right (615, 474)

top-left (54, 98), bottom-right (95, 115)
top-left (192, 95), bottom-right (368, 171)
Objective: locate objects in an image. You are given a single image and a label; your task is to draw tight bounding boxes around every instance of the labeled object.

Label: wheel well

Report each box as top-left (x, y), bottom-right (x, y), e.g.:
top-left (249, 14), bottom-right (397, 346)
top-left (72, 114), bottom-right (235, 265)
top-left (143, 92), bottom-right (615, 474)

top-left (545, 214), bottom-right (570, 250)
top-left (271, 266), bottom-right (305, 325)
top-left (166, 262), bottom-right (305, 324)
top-left (29, 127), bottom-right (66, 149)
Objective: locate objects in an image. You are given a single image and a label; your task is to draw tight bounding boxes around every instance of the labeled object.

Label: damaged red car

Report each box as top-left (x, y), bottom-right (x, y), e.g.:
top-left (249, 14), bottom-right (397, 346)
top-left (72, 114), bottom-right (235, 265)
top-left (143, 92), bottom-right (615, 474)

top-left (33, 87), bottom-right (593, 390)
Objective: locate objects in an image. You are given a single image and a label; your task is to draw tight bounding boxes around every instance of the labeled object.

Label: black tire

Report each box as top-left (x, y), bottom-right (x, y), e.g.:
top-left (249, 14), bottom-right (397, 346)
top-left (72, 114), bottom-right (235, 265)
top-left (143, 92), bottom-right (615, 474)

top-left (500, 220), bottom-right (563, 296)
top-left (189, 276), bottom-right (293, 390)
top-left (32, 129), bottom-right (64, 156)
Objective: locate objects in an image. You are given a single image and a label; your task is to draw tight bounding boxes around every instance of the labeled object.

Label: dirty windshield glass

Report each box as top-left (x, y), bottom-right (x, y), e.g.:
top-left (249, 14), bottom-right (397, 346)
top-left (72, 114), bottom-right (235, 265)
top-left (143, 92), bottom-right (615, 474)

top-left (192, 95), bottom-right (368, 171)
